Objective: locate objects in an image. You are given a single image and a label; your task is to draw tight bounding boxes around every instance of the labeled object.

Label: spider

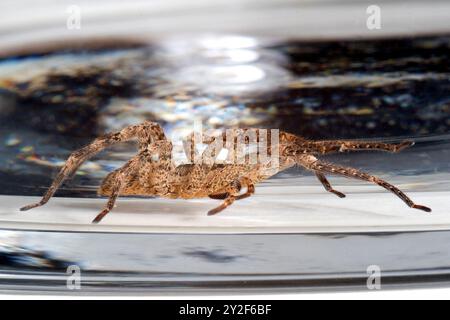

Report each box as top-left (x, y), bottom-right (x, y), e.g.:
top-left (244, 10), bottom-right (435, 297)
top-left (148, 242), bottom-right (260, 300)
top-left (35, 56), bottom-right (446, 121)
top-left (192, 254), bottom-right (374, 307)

top-left (20, 120), bottom-right (431, 223)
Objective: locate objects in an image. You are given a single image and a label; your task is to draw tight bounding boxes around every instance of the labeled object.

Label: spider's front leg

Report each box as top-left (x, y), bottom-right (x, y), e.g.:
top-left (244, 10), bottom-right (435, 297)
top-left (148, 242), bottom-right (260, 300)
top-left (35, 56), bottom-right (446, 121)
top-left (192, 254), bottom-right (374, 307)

top-left (92, 158), bottom-right (139, 223)
top-left (295, 154), bottom-right (431, 212)
top-left (20, 121), bottom-right (166, 212)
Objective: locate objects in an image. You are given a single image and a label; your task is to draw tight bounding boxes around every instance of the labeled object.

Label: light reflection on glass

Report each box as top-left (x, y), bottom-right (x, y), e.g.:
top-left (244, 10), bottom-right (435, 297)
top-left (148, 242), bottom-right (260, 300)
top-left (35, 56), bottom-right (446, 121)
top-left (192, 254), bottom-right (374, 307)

top-left (198, 35), bottom-right (258, 49)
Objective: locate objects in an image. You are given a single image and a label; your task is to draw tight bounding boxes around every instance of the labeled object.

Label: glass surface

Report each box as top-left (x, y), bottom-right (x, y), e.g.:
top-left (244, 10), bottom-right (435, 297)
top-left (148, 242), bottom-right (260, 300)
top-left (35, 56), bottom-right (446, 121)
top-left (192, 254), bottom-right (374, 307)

top-left (0, 0), bottom-right (449, 293)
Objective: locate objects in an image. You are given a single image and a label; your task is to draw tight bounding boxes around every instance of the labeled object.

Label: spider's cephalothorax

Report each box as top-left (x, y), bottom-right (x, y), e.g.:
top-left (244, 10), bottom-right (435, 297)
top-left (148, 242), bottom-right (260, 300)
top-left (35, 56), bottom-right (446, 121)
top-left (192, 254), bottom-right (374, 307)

top-left (20, 121), bottom-right (431, 223)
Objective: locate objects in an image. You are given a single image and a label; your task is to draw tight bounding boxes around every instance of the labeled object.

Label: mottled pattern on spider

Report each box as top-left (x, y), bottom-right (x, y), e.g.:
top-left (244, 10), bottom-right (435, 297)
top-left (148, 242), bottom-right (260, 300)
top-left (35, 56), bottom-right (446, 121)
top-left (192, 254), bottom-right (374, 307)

top-left (20, 120), bottom-right (431, 223)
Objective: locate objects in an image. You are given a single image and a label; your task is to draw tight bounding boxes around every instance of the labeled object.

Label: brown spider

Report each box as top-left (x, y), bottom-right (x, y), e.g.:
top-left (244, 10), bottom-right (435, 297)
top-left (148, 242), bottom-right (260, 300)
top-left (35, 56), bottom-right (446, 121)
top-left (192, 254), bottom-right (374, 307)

top-left (20, 120), bottom-right (431, 223)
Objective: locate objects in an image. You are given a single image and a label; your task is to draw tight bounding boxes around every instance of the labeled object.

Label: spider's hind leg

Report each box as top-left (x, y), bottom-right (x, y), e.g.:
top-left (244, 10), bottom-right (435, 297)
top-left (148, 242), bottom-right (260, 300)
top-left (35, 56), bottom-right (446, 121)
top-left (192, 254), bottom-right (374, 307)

top-left (315, 172), bottom-right (346, 198)
top-left (297, 154), bottom-right (431, 212)
top-left (315, 140), bottom-right (414, 154)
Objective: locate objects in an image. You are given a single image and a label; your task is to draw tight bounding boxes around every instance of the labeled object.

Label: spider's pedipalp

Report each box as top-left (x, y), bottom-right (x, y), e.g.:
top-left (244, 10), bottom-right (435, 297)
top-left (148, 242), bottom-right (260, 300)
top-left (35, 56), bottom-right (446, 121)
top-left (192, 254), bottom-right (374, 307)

top-left (296, 154), bottom-right (431, 212)
top-left (20, 121), bottom-right (165, 212)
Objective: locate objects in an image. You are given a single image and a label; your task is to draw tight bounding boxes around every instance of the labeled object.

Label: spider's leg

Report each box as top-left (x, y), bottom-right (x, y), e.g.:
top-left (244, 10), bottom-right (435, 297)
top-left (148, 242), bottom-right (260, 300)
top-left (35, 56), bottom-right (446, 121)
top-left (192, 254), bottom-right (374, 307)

top-left (315, 172), bottom-right (346, 198)
top-left (207, 195), bottom-right (237, 216)
top-left (314, 140), bottom-right (414, 154)
top-left (208, 193), bottom-right (230, 200)
top-left (92, 158), bottom-right (138, 223)
top-left (235, 177), bottom-right (255, 200)
top-left (207, 180), bottom-right (241, 216)
top-left (92, 183), bottom-right (121, 223)
top-left (207, 178), bottom-right (255, 215)
top-left (20, 121), bottom-right (165, 211)
top-left (297, 154), bottom-right (431, 212)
